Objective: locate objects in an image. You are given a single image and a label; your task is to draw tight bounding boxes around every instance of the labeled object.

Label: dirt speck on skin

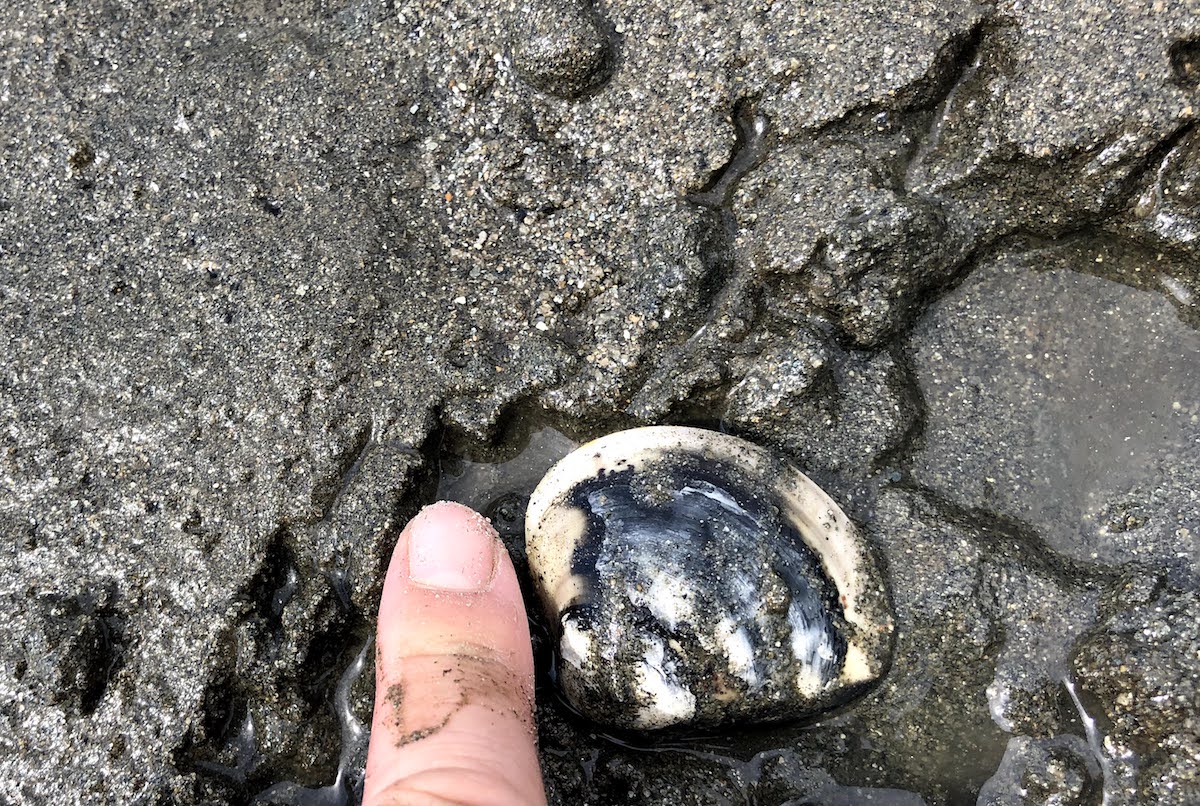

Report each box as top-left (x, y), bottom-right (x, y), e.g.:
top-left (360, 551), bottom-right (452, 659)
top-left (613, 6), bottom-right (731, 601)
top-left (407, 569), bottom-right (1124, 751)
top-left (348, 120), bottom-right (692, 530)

top-left (383, 650), bottom-right (535, 748)
top-left (383, 682), bottom-right (441, 748)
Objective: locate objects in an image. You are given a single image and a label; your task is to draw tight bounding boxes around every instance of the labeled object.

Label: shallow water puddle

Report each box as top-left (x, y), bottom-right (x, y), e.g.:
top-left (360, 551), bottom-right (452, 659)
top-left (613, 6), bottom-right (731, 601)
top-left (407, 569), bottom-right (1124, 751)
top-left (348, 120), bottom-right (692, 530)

top-left (910, 245), bottom-right (1200, 574)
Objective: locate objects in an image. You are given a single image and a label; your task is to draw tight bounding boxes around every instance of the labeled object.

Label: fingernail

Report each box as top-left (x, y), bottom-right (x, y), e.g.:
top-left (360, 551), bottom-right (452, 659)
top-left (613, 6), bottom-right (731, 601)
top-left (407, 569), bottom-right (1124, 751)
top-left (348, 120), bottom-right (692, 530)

top-left (407, 502), bottom-right (499, 592)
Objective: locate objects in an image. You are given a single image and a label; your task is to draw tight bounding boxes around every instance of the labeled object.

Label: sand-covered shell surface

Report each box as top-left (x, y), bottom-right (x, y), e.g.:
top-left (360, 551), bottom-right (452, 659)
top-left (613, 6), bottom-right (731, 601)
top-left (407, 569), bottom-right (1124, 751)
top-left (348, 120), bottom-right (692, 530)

top-left (525, 426), bottom-right (894, 730)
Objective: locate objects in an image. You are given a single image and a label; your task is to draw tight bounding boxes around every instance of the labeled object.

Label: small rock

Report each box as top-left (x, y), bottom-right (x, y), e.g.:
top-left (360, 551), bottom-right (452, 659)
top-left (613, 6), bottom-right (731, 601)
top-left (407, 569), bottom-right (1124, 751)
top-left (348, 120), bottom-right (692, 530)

top-left (725, 335), bottom-right (917, 477)
top-left (1072, 583), bottom-right (1200, 804)
top-left (977, 735), bottom-right (1100, 806)
top-left (512, 0), bottom-right (613, 99)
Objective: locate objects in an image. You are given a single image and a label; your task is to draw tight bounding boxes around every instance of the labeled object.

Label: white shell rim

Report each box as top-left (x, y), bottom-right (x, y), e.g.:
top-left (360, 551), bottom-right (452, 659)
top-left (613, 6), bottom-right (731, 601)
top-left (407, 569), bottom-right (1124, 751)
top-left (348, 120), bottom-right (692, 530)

top-left (525, 425), bottom-right (894, 686)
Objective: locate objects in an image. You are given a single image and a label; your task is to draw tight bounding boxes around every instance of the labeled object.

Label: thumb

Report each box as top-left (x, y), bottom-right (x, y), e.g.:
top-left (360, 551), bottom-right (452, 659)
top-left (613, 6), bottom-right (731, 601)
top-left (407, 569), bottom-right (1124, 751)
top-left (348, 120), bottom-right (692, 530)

top-left (364, 501), bottom-right (547, 806)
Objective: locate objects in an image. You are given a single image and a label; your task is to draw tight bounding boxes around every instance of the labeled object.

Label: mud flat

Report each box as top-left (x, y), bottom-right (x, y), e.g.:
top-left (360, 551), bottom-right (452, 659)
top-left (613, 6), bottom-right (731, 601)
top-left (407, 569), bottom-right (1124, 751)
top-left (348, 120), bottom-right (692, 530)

top-left (0, 1), bottom-right (1197, 803)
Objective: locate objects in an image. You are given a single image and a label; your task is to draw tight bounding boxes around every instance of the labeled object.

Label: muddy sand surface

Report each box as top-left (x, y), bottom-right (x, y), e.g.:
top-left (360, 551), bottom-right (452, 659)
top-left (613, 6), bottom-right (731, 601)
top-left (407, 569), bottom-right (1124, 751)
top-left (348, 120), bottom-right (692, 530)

top-left (1, 1), bottom-right (1198, 803)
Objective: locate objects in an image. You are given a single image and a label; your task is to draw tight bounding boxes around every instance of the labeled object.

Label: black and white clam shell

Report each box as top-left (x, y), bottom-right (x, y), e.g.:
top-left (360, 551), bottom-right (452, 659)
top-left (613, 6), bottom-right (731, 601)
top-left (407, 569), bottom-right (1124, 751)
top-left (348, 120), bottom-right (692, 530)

top-left (525, 426), bottom-right (894, 730)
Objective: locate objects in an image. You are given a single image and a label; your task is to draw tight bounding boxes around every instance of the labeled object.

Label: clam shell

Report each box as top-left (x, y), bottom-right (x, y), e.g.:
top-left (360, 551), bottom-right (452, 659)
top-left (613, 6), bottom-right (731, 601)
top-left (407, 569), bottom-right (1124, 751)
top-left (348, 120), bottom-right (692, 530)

top-left (525, 426), bottom-right (894, 730)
